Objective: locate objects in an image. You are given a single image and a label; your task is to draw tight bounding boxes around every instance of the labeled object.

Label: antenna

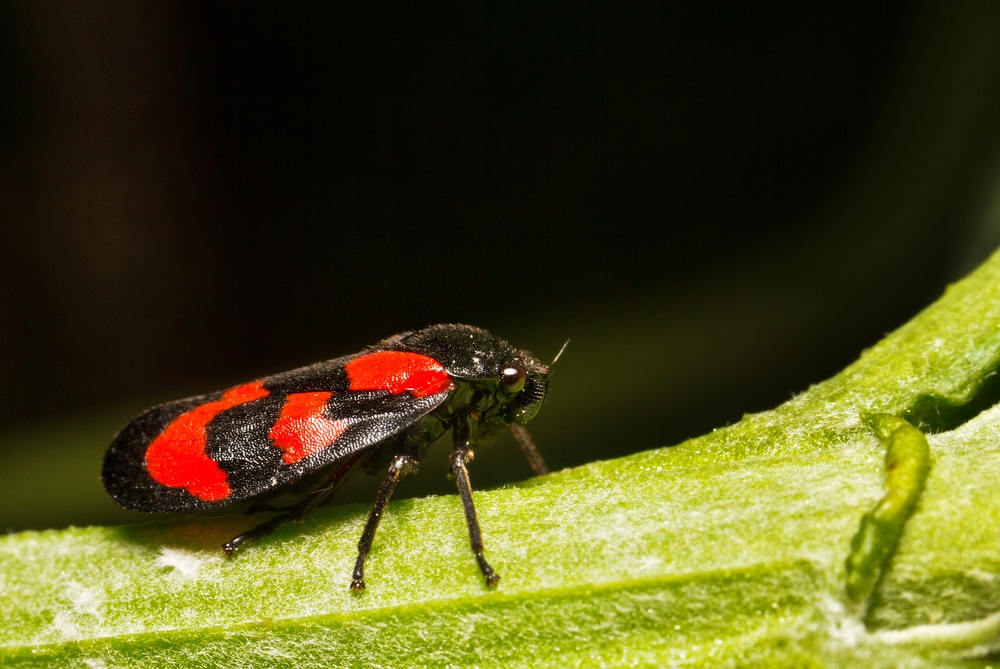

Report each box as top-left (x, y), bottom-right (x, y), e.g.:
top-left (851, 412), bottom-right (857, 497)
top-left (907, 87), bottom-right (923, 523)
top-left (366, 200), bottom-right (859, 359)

top-left (551, 338), bottom-right (570, 366)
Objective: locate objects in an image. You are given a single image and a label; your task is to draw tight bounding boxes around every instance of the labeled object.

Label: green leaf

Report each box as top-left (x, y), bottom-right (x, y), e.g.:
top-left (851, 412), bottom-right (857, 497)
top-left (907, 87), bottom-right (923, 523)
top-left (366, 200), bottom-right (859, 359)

top-left (6, 251), bottom-right (1000, 668)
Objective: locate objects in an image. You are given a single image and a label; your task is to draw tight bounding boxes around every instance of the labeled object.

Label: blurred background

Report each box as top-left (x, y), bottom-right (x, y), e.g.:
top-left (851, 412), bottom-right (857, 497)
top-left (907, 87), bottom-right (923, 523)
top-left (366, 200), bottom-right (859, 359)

top-left (3, 2), bottom-right (1000, 531)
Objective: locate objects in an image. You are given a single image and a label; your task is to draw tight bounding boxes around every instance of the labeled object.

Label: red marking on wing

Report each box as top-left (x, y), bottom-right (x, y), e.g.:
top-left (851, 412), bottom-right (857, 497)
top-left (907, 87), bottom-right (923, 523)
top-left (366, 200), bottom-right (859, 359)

top-left (145, 381), bottom-right (270, 501)
top-left (345, 351), bottom-right (453, 398)
top-left (268, 391), bottom-right (350, 464)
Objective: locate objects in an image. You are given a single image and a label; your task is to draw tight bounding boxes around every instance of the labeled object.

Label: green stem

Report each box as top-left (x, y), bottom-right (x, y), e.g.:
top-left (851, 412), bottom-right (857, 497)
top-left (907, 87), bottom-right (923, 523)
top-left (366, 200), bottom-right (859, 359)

top-left (7, 248), bottom-right (1000, 666)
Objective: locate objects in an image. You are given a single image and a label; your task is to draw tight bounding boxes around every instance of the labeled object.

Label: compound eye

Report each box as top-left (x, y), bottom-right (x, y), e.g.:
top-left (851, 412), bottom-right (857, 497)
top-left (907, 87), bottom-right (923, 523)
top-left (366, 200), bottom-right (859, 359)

top-left (502, 364), bottom-right (527, 394)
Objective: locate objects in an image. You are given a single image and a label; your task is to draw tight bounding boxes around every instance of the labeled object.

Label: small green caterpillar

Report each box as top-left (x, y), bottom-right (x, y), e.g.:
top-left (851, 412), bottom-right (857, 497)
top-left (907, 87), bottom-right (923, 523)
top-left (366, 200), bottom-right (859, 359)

top-left (845, 414), bottom-right (931, 604)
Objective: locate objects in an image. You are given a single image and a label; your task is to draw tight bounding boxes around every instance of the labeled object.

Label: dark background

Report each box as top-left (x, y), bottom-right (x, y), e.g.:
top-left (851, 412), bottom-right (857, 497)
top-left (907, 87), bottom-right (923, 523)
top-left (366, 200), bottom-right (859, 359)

top-left (3, 2), bottom-right (1000, 530)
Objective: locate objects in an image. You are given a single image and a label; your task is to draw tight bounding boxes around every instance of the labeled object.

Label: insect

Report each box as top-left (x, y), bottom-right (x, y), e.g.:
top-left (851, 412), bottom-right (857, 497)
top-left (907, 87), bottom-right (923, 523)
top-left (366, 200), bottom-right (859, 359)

top-left (102, 324), bottom-right (551, 591)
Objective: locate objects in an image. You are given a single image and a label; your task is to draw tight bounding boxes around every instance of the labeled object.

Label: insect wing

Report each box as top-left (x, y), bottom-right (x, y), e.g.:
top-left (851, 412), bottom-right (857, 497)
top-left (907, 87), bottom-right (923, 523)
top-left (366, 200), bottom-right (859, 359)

top-left (102, 378), bottom-right (450, 513)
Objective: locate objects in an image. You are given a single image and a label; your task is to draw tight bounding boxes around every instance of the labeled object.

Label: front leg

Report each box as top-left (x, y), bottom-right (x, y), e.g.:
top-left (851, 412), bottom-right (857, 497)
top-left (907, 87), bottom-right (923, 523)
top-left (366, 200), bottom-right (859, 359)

top-left (449, 444), bottom-right (500, 587)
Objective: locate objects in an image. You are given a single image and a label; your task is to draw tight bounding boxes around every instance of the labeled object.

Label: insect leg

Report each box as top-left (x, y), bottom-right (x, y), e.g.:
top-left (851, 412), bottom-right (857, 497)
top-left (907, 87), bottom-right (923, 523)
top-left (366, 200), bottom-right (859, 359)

top-left (450, 444), bottom-right (500, 587)
top-left (350, 453), bottom-right (417, 592)
top-left (510, 423), bottom-right (550, 476)
top-left (222, 450), bottom-right (367, 555)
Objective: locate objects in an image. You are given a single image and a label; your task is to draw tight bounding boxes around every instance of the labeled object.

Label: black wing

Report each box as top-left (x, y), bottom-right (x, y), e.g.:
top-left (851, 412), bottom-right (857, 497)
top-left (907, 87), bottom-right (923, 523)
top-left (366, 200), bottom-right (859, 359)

top-left (102, 383), bottom-right (450, 513)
